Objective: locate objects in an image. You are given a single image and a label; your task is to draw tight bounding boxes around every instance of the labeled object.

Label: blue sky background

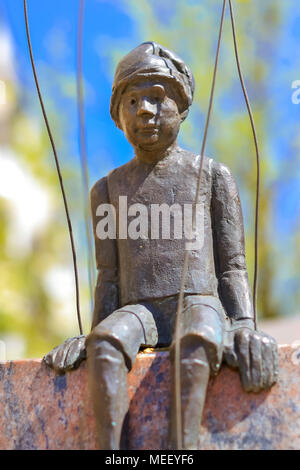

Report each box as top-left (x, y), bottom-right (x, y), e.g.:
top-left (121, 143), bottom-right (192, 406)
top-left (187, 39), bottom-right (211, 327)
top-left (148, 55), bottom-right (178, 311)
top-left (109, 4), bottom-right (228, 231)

top-left (1, 0), bottom-right (137, 181)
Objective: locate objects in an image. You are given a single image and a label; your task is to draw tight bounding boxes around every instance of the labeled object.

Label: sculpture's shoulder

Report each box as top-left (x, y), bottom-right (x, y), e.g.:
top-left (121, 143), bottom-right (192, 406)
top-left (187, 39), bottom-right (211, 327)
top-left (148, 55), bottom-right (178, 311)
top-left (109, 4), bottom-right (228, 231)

top-left (106, 157), bottom-right (146, 199)
top-left (177, 149), bottom-right (215, 177)
top-left (211, 159), bottom-right (234, 179)
top-left (91, 158), bottom-right (136, 202)
top-left (107, 157), bottom-right (137, 183)
top-left (211, 159), bottom-right (240, 198)
top-left (90, 175), bottom-right (109, 207)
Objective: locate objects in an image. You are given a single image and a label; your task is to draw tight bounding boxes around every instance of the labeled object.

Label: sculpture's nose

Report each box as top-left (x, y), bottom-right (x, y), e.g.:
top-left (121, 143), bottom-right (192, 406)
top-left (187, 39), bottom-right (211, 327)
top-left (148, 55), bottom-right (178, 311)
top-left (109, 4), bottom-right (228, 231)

top-left (137, 97), bottom-right (156, 117)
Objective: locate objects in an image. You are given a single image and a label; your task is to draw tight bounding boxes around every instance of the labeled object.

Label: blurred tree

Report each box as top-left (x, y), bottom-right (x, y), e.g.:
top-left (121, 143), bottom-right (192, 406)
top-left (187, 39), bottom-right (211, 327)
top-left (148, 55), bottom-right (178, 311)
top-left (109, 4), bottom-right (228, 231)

top-left (0, 63), bottom-right (89, 358)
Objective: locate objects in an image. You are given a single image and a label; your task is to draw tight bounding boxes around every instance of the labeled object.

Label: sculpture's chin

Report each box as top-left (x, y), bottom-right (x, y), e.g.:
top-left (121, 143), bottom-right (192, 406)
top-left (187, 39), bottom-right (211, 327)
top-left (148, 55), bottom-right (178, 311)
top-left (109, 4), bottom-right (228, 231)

top-left (136, 133), bottom-right (160, 146)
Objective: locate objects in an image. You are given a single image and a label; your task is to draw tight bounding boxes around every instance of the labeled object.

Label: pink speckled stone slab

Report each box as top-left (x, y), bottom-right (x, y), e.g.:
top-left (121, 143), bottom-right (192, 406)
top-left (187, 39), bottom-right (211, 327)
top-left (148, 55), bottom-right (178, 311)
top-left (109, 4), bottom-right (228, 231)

top-left (0, 344), bottom-right (299, 450)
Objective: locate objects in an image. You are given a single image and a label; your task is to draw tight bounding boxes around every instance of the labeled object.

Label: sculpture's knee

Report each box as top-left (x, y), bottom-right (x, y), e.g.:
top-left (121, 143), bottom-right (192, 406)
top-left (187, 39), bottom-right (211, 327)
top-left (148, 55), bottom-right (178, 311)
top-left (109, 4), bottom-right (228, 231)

top-left (86, 304), bottom-right (157, 371)
top-left (86, 318), bottom-right (135, 371)
top-left (179, 297), bottom-right (225, 375)
top-left (86, 336), bottom-right (125, 365)
top-left (170, 335), bottom-right (210, 372)
top-left (86, 329), bottom-right (129, 372)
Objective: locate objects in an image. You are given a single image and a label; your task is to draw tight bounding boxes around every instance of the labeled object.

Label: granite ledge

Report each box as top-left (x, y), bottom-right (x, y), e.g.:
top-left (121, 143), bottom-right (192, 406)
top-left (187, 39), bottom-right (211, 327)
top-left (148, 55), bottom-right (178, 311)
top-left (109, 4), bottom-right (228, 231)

top-left (0, 343), bottom-right (299, 450)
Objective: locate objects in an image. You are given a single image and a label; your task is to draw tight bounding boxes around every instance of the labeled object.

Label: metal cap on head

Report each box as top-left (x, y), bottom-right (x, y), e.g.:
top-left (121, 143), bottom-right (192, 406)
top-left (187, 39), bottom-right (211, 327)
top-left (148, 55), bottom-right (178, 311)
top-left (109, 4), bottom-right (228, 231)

top-left (110, 41), bottom-right (195, 129)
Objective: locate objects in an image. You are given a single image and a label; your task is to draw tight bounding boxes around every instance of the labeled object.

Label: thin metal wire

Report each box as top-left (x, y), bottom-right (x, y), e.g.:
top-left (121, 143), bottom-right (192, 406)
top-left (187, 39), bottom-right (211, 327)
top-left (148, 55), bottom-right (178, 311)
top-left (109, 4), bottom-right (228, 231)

top-left (76, 0), bottom-right (96, 313)
top-left (229, 0), bottom-right (259, 330)
top-left (173, 0), bottom-right (227, 449)
top-left (24, 0), bottom-right (83, 335)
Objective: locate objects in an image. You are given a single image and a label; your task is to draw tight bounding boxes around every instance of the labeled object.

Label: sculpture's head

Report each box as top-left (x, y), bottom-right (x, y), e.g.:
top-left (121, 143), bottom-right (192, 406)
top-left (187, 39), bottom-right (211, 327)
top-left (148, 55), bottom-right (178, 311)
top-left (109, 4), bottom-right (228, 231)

top-left (110, 42), bottom-right (194, 153)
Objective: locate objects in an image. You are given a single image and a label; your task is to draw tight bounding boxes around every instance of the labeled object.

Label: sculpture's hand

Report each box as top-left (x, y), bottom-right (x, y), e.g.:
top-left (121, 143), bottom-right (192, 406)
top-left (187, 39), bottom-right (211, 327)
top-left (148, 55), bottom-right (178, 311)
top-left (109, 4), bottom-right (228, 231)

top-left (43, 335), bottom-right (86, 373)
top-left (224, 327), bottom-right (278, 392)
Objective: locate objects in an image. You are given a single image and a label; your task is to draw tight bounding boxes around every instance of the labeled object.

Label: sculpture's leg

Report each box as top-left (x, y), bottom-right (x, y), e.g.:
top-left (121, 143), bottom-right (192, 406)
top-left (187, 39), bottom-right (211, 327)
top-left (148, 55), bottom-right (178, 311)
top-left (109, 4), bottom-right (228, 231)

top-left (168, 296), bottom-right (225, 450)
top-left (85, 304), bottom-right (158, 450)
top-left (169, 336), bottom-right (210, 450)
top-left (86, 338), bottom-right (129, 450)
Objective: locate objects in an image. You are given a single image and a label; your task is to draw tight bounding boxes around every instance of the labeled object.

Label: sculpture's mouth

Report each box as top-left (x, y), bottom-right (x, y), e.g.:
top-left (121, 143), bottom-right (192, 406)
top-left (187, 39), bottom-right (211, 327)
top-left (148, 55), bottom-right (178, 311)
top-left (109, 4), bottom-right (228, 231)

top-left (136, 125), bottom-right (159, 135)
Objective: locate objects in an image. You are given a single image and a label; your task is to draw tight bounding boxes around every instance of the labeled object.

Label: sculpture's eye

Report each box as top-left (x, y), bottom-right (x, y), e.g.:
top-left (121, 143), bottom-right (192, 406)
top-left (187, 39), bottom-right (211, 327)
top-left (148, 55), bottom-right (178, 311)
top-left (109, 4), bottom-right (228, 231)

top-left (130, 98), bottom-right (136, 105)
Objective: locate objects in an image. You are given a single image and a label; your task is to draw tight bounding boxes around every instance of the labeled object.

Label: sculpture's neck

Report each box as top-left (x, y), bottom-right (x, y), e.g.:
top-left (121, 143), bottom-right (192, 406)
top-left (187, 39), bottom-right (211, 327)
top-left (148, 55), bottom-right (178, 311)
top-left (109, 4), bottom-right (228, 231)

top-left (134, 141), bottom-right (180, 165)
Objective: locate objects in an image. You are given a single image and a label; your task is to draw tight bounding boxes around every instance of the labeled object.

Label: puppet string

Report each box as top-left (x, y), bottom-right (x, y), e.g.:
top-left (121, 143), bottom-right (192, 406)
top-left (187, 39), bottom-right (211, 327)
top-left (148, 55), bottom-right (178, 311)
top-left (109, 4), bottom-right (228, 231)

top-left (173, 0), bottom-right (227, 450)
top-left (229, 0), bottom-right (259, 331)
top-left (24, 0), bottom-right (83, 335)
top-left (77, 0), bottom-right (96, 314)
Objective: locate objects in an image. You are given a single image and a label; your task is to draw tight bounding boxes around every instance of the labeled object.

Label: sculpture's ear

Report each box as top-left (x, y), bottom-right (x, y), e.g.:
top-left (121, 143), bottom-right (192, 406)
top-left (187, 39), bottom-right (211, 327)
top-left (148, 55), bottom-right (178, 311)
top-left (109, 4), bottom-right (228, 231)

top-left (116, 107), bottom-right (124, 131)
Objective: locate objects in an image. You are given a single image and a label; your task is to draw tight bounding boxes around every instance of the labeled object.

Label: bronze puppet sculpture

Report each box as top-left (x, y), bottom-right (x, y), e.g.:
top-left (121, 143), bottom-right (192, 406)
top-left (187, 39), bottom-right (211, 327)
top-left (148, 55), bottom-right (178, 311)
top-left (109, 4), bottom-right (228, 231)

top-left (44, 42), bottom-right (278, 450)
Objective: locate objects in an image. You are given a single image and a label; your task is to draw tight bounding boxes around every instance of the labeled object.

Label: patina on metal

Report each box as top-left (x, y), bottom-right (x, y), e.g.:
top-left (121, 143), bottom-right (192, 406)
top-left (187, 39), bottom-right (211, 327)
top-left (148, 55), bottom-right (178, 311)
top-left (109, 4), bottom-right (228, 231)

top-left (44, 41), bottom-right (278, 450)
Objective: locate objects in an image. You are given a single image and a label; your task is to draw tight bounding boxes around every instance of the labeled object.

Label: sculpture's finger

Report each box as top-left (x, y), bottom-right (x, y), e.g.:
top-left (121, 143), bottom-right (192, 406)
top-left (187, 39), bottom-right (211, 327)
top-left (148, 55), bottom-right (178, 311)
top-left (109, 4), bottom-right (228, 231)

top-left (52, 338), bottom-right (74, 372)
top-left (64, 336), bottom-right (86, 370)
top-left (223, 346), bottom-right (239, 369)
top-left (271, 340), bottom-right (279, 386)
top-left (43, 349), bottom-right (54, 367)
top-left (223, 330), bottom-right (238, 368)
top-left (43, 341), bottom-right (68, 369)
top-left (249, 333), bottom-right (263, 392)
top-left (261, 336), bottom-right (274, 389)
top-left (235, 330), bottom-right (252, 392)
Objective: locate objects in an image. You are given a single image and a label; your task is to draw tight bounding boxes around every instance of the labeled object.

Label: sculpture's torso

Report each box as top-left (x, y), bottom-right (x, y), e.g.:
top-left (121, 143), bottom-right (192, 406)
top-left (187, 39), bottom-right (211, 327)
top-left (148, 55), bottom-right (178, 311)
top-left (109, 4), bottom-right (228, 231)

top-left (107, 149), bottom-right (219, 306)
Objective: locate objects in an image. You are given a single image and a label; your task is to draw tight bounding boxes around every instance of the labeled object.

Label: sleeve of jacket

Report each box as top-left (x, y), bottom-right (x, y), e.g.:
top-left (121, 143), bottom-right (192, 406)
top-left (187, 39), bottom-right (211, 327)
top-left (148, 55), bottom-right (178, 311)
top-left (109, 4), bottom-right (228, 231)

top-left (90, 176), bottom-right (119, 330)
top-left (211, 160), bottom-right (254, 324)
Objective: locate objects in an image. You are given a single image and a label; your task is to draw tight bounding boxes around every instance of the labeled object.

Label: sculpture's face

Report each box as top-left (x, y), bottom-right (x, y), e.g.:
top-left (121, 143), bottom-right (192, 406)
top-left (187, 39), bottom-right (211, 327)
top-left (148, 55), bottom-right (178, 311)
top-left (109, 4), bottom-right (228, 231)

top-left (118, 78), bottom-right (182, 152)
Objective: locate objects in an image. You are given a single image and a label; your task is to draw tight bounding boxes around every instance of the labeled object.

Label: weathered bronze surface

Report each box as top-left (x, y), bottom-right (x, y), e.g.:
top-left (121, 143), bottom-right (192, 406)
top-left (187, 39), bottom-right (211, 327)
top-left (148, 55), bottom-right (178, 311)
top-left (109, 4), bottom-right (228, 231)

top-left (44, 42), bottom-right (278, 450)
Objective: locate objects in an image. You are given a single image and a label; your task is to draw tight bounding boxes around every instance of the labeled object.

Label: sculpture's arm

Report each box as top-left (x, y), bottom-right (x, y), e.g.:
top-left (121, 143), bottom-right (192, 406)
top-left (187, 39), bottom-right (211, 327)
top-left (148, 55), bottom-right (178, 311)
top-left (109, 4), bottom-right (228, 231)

top-left (211, 160), bottom-right (254, 327)
top-left (90, 176), bottom-right (119, 330)
top-left (44, 177), bottom-right (119, 373)
top-left (211, 161), bottom-right (278, 391)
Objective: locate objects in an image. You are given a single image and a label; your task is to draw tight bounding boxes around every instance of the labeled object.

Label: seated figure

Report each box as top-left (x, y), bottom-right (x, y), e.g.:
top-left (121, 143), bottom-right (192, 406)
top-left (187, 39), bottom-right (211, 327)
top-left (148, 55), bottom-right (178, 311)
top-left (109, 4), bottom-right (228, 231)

top-left (45, 42), bottom-right (278, 450)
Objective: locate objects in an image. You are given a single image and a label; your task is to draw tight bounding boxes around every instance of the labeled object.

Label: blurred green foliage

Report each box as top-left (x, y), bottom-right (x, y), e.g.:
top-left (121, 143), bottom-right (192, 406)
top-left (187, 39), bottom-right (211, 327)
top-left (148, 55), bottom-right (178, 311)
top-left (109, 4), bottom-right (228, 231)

top-left (0, 73), bottom-right (90, 359)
